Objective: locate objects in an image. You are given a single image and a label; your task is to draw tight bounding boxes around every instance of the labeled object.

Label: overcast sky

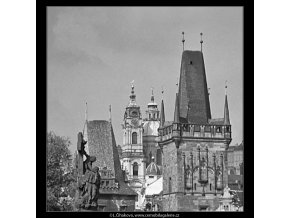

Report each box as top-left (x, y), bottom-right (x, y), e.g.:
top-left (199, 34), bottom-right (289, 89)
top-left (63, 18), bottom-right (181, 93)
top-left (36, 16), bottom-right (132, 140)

top-left (47, 7), bottom-right (243, 154)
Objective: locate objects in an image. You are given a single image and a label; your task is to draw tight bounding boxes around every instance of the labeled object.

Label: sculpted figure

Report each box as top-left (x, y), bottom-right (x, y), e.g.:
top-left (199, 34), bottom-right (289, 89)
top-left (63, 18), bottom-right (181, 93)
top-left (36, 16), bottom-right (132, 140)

top-left (185, 165), bottom-right (192, 189)
top-left (75, 132), bottom-right (101, 210)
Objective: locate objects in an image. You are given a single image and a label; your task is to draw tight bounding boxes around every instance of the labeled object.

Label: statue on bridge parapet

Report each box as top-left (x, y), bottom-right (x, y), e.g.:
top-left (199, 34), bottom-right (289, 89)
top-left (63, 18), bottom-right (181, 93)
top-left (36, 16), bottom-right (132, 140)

top-left (74, 132), bottom-right (101, 210)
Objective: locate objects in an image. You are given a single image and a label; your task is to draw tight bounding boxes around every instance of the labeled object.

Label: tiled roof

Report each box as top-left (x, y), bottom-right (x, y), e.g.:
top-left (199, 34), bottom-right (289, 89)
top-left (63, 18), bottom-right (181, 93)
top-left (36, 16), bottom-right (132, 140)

top-left (87, 120), bottom-right (136, 196)
top-left (178, 50), bottom-right (211, 124)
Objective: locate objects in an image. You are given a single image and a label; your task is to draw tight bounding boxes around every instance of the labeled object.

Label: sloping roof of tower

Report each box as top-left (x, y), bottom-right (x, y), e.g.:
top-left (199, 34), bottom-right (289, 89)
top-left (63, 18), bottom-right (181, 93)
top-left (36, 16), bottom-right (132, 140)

top-left (87, 120), bottom-right (136, 196)
top-left (178, 50), bottom-right (211, 124)
top-left (224, 94), bottom-right (230, 125)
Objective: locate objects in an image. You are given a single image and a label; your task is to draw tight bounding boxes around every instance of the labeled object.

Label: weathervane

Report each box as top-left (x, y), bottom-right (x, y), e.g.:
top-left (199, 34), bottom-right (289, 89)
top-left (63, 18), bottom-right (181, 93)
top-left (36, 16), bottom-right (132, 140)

top-left (200, 32), bottom-right (203, 52)
top-left (151, 87), bottom-right (154, 102)
top-left (161, 86), bottom-right (164, 99)
top-left (225, 80), bottom-right (228, 95)
top-left (182, 32), bottom-right (185, 51)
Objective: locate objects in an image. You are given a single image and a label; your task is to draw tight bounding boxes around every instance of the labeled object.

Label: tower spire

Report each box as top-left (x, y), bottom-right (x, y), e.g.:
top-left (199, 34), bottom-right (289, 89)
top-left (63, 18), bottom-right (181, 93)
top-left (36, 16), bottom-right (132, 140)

top-left (200, 32), bottom-right (203, 52)
top-left (151, 87), bottom-right (154, 103)
top-left (85, 102), bottom-right (88, 122)
top-left (173, 93), bottom-right (180, 123)
top-left (224, 80), bottom-right (230, 125)
top-left (109, 104), bottom-right (112, 123)
top-left (182, 32), bottom-right (185, 51)
top-left (160, 87), bottom-right (165, 127)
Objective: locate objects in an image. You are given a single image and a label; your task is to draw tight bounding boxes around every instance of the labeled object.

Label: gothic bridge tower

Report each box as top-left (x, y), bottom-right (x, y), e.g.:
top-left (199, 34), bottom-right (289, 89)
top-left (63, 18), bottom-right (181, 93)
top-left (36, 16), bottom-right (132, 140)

top-left (158, 34), bottom-right (232, 211)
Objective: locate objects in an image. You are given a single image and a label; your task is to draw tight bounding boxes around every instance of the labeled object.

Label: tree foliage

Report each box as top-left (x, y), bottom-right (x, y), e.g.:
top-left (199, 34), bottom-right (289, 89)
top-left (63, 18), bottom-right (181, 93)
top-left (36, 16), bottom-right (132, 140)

top-left (47, 131), bottom-right (77, 211)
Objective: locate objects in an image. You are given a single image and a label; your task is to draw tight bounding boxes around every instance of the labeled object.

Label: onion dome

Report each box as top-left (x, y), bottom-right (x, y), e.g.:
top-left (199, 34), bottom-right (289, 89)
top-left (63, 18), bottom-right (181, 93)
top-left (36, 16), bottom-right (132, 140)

top-left (145, 157), bottom-right (161, 175)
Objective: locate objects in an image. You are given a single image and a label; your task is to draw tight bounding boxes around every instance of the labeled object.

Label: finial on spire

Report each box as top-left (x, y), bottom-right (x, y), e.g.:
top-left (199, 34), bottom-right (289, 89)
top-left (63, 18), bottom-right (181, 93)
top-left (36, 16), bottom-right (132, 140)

top-left (200, 32), bottom-right (203, 52)
top-left (160, 88), bottom-right (165, 127)
top-left (151, 87), bottom-right (154, 102)
top-left (182, 32), bottom-right (185, 51)
top-left (225, 80), bottom-right (228, 95)
top-left (85, 102), bottom-right (88, 122)
top-left (161, 86), bottom-right (164, 99)
top-left (130, 80), bottom-right (135, 95)
top-left (109, 104), bottom-right (112, 123)
top-left (224, 80), bottom-right (230, 125)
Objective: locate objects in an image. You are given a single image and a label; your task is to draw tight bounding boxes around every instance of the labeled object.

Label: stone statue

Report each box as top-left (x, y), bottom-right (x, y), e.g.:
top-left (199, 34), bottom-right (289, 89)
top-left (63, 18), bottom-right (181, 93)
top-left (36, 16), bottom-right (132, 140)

top-left (200, 157), bottom-right (207, 181)
top-left (74, 132), bottom-right (101, 210)
top-left (185, 165), bottom-right (192, 189)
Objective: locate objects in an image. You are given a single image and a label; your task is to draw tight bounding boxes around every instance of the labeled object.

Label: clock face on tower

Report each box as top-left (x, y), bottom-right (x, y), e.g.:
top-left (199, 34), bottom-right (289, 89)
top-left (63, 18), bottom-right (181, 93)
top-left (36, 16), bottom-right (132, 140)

top-left (130, 110), bottom-right (138, 117)
top-left (131, 118), bottom-right (138, 127)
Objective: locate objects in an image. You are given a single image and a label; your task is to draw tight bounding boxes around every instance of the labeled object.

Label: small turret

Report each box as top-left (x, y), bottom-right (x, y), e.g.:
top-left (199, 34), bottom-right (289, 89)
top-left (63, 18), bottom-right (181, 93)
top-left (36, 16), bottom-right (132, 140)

top-left (160, 99), bottom-right (165, 127)
top-left (224, 81), bottom-right (230, 125)
top-left (173, 93), bottom-right (180, 123)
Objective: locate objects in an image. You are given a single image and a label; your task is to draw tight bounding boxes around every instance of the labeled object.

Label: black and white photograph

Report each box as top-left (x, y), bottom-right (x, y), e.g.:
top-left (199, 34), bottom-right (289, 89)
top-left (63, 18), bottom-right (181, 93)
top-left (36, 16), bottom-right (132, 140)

top-left (46, 6), bottom-right (244, 212)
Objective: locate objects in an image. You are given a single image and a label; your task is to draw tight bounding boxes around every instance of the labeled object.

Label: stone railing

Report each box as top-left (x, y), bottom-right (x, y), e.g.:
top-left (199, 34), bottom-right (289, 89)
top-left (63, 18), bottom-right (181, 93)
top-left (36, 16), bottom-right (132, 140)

top-left (158, 123), bottom-right (231, 140)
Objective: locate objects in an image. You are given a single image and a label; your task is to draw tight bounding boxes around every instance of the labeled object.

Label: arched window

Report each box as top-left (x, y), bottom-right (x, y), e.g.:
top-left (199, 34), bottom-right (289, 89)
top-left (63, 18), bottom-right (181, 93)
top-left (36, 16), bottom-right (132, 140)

top-left (133, 162), bottom-right (138, 176)
top-left (210, 184), bottom-right (212, 191)
top-left (132, 132), bottom-right (137, 144)
top-left (194, 183), bottom-right (197, 190)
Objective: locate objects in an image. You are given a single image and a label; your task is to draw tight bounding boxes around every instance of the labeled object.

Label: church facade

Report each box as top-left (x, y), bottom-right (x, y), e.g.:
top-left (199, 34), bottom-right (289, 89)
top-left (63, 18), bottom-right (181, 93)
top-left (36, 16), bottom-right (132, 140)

top-left (119, 85), bottom-right (163, 210)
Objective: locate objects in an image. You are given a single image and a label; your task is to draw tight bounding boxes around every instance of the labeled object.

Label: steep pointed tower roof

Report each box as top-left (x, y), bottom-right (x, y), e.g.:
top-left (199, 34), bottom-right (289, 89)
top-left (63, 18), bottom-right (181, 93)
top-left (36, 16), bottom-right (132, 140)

top-left (160, 99), bottom-right (165, 127)
top-left (173, 93), bottom-right (180, 123)
top-left (224, 91), bottom-right (230, 125)
top-left (178, 50), bottom-right (211, 124)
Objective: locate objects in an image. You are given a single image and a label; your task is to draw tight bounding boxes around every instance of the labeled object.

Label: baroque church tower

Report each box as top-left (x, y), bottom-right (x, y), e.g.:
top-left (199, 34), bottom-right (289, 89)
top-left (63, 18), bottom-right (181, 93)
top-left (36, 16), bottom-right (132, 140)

top-left (120, 83), bottom-right (146, 209)
top-left (143, 89), bottom-right (162, 167)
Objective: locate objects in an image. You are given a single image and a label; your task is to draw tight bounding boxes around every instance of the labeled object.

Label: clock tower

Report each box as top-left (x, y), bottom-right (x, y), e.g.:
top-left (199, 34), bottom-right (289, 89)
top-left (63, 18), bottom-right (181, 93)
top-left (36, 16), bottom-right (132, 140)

top-left (120, 83), bottom-right (146, 209)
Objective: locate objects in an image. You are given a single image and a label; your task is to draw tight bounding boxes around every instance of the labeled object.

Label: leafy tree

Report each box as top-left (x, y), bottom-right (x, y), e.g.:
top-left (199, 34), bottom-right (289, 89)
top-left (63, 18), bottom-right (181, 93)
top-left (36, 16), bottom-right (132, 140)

top-left (47, 131), bottom-right (77, 211)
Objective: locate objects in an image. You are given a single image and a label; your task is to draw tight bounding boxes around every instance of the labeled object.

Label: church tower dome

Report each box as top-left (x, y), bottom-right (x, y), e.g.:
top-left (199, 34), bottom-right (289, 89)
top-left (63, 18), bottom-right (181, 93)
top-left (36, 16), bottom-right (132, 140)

top-left (145, 157), bottom-right (161, 176)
